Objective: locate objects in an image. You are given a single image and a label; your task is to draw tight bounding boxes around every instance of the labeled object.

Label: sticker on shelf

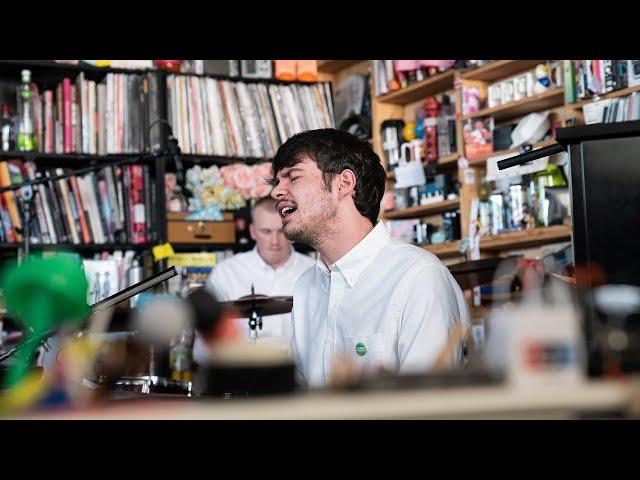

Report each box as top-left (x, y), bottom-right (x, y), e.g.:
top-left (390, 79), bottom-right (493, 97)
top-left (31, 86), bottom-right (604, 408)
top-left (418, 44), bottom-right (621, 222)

top-left (152, 243), bottom-right (175, 262)
top-left (464, 169), bottom-right (475, 184)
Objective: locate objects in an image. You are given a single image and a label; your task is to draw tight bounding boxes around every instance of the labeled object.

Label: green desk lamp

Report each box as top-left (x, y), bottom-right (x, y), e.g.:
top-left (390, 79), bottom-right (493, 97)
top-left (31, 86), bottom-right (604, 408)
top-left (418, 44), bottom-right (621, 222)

top-left (1, 255), bottom-right (89, 389)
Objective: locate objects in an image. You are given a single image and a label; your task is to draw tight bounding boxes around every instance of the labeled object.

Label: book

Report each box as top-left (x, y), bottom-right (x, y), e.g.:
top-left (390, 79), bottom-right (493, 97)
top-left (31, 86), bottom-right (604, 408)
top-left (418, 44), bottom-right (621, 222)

top-left (462, 117), bottom-right (494, 161)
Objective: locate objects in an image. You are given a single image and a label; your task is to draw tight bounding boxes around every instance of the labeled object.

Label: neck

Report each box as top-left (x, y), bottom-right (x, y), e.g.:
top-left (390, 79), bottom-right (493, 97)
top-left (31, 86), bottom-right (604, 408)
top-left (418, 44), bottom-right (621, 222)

top-left (258, 246), bottom-right (291, 270)
top-left (315, 213), bottom-right (374, 266)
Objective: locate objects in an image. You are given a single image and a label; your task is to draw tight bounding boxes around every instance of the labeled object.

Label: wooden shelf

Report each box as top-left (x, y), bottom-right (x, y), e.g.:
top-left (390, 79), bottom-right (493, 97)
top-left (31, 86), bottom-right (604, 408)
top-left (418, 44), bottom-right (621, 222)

top-left (386, 153), bottom-right (460, 180)
top-left (467, 138), bottom-right (557, 166)
top-left (422, 241), bottom-right (462, 258)
top-left (461, 60), bottom-right (545, 82)
top-left (567, 84), bottom-right (640, 110)
top-left (383, 199), bottom-right (460, 220)
top-left (462, 88), bottom-right (565, 122)
top-left (377, 70), bottom-right (456, 105)
top-left (181, 154), bottom-right (270, 166)
top-left (0, 243), bottom-right (152, 252)
top-left (317, 60), bottom-right (364, 74)
top-left (438, 153), bottom-right (460, 166)
top-left (480, 225), bottom-right (571, 251)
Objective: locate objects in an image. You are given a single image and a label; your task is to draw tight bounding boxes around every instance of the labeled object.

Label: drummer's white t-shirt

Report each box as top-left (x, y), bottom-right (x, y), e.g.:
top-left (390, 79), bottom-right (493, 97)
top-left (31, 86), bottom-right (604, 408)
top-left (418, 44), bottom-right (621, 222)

top-left (193, 246), bottom-right (314, 363)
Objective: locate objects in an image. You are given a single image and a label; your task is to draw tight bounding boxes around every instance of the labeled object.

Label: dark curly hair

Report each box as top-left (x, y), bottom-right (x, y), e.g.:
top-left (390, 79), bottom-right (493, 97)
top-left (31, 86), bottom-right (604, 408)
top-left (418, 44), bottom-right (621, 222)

top-left (269, 129), bottom-right (386, 225)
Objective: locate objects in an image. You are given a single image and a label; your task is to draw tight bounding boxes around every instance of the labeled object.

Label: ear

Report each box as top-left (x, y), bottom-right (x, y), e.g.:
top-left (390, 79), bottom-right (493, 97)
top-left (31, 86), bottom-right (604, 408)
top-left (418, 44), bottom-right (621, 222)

top-left (337, 169), bottom-right (357, 200)
top-left (249, 223), bottom-right (257, 241)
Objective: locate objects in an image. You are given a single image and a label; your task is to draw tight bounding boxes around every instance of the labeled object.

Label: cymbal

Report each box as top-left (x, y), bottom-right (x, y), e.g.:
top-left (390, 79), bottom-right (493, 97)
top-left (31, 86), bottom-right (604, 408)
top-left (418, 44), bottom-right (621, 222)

top-left (220, 295), bottom-right (293, 318)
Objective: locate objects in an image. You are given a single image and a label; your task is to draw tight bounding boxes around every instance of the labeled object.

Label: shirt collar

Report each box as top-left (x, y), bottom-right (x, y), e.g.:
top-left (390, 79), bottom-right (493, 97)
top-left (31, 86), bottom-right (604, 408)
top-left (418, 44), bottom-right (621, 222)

top-left (315, 221), bottom-right (390, 288)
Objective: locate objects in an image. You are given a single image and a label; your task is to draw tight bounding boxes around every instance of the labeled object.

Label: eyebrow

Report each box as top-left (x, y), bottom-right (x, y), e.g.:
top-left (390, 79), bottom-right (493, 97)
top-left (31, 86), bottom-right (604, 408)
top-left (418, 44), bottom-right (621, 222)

top-left (276, 167), bottom-right (304, 181)
top-left (270, 165), bottom-right (305, 187)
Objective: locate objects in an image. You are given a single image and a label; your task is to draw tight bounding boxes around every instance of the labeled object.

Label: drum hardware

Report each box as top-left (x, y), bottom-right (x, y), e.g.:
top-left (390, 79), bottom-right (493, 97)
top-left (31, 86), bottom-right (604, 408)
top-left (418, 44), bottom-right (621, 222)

top-left (218, 285), bottom-right (293, 341)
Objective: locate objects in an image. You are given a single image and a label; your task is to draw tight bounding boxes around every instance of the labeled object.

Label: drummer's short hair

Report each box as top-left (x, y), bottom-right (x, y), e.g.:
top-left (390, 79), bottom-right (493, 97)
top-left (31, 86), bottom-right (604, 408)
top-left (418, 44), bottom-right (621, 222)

top-left (250, 196), bottom-right (277, 223)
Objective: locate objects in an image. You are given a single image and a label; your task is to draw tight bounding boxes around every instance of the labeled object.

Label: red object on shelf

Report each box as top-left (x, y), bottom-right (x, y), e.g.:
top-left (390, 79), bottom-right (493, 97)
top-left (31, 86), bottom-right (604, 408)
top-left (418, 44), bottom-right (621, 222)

top-left (423, 97), bottom-right (440, 162)
top-left (153, 60), bottom-right (183, 73)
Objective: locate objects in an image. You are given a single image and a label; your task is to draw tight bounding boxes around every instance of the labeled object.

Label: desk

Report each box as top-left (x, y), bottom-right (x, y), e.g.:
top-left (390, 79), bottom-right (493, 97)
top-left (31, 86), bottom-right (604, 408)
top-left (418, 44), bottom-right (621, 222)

top-left (11, 379), bottom-right (635, 420)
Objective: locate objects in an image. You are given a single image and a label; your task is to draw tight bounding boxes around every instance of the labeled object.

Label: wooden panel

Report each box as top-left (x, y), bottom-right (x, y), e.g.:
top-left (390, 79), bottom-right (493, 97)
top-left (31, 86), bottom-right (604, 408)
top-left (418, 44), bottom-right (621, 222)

top-left (168, 216), bottom-right (236, 244)
top-left (317, 60), bottom-right (363, 74)
top-left (459, 167), bottom-right (480, 240)
top-left (383, 199), bottom-right (460, 220)
top-left (422, 241), bottom-right (462, 258)
top-left (479, 225), bottom-right (571, 251)
top-left (462, 60), bottom-right (546, 82)
top-left (462, 88), bottom-right (566, 122)
top-left (377, 70), bottom-right (456, 105)
top-left (567, 84), bottom-right (640, 110)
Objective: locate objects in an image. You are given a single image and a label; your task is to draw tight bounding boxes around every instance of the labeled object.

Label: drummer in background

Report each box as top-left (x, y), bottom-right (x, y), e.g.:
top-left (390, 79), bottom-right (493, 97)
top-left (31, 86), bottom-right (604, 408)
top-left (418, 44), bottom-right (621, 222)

top-left (269, 128), bottom-right (471, 388)
top-left (193, 196), bottom-right (315, 364)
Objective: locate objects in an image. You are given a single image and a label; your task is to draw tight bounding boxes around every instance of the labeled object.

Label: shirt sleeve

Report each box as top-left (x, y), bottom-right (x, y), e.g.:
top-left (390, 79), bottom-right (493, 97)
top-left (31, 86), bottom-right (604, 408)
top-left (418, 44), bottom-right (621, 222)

top-left (205, 264), bottom-right (230, 302)
top-left (289, 277), bottom-right (308, 387)
top-left (396, 264), bottom-right (470, 374)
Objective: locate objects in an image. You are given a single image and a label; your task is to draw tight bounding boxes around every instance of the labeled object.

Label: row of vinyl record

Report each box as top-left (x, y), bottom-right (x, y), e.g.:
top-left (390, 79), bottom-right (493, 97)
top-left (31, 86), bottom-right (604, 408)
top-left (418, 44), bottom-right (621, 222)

top-left (29, 71), bottom-right (162, 155)
top-left (566, 60), bottom-right (640, 103)
top-left (582, 92), bottom-right (640, 125)
top-left (166, 75), bottom-right (335, 158)
top-left (0, 159), bottom-right (155, 245)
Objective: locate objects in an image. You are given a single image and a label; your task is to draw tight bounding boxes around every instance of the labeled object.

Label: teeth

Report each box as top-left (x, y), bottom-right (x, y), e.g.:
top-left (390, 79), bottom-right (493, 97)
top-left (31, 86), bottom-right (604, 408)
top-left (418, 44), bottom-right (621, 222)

top-left (281, 207), bottom-right (294, 216)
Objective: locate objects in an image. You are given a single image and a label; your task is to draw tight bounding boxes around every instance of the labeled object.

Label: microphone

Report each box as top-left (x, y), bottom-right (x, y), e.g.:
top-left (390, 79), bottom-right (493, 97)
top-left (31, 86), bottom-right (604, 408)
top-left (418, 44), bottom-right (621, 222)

top-left (167, 134), bottom-right (184, 186)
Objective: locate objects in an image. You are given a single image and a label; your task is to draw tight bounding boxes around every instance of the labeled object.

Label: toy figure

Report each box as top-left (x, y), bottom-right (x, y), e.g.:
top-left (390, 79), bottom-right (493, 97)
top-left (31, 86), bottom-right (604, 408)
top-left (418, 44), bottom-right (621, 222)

top-left (534, 64), bottom-right (551, 95)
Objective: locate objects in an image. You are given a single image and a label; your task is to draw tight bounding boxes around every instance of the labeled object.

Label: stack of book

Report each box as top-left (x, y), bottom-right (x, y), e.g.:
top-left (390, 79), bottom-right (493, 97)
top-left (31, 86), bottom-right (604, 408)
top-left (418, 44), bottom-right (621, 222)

top-left (33, 71), bottom-right (162, 155)
top-left (567, 60), bottom-right (640, 102)
top-left (0, 159), bottom-right (155, 245)
top-left (582, 92), bottom-right (640, 125)
top-left (166, 75), bottom-right (335, 158)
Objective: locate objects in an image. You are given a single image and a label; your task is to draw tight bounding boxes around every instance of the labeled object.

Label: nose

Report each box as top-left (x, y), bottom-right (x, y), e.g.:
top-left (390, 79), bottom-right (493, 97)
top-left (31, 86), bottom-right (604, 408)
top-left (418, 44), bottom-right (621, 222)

top-left (271, 230), bottom-right (281, 245)
top-left (271, 181), bottom-right (285, 200)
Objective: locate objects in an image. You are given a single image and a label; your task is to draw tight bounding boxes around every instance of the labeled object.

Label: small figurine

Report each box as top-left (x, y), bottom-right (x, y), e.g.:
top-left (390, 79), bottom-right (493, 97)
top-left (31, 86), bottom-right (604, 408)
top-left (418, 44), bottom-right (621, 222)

top-left (533, 64), bottom-right (551, 95)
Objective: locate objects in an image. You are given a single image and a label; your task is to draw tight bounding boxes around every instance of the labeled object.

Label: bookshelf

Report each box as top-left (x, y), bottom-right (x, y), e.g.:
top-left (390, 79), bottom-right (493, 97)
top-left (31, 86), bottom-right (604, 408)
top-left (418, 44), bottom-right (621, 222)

top-left (461, 60), bottom-right (545, 82)
top-left (377, 70), bottom-right (456, 105)
top-left (0, 60), bottom-right (334, 276)
top-left (461, 87), bottom-right (566, 122)
top-left (422, 241), bottom-right (462, 258)
top-left (479, 225), bottom-right (572, 251)
top-left (339, 59), bottom-right (581, 271)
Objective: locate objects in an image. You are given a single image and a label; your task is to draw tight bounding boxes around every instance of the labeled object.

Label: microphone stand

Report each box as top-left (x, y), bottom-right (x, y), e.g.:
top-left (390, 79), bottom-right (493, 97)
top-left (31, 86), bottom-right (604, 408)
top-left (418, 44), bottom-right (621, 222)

top-left (497, 142), bottom-right (567, 170)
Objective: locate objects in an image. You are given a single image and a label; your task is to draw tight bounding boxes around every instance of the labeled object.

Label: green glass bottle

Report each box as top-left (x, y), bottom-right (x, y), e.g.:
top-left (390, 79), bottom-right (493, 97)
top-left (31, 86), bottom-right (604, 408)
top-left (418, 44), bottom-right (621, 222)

top-left (16, 69), bottom-right (37, 152)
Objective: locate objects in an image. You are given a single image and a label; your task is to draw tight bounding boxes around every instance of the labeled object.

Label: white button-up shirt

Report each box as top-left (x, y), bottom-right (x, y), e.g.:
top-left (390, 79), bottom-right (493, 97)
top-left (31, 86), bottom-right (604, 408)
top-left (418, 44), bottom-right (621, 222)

top-left (193, 247), bottom-right (315, 363)
top-left (290, 221), bottom-right (471, 387)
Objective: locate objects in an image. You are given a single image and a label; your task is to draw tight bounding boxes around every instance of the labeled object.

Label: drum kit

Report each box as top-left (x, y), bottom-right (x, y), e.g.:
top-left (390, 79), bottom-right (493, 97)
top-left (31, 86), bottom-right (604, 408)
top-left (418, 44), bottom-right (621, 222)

top-left (104, 292), bottom-right (295, 398)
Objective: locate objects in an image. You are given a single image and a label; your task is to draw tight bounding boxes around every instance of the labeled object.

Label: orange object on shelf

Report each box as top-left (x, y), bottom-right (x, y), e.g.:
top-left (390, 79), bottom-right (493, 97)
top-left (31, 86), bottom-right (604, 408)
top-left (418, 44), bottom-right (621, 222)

top-left (296, 60), bottom-right (318, 82)
top-left (274, 60), bottom-right (297, 81)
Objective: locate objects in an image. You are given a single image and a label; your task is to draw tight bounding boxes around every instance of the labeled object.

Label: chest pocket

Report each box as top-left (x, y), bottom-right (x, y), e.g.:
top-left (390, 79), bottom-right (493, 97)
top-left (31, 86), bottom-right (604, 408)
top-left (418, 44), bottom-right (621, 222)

top-left (345, 333), bottom-right (385, 376)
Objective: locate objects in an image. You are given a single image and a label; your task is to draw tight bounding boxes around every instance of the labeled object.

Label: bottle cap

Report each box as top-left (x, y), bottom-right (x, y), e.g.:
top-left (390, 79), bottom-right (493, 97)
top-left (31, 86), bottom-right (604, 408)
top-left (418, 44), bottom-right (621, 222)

top-left (21, 69), bottom-right (31, 82)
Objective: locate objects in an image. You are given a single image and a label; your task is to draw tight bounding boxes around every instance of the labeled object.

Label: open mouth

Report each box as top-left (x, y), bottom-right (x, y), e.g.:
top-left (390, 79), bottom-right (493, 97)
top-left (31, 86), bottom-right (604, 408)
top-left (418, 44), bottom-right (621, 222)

top-left (278, 204), bottom-right (297, 219)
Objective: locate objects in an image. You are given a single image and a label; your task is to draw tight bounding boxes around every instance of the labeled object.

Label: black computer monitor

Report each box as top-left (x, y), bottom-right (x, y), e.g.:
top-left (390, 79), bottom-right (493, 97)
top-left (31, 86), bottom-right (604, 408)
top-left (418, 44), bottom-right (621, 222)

top-left (560, 120), bottom-right (640, 375)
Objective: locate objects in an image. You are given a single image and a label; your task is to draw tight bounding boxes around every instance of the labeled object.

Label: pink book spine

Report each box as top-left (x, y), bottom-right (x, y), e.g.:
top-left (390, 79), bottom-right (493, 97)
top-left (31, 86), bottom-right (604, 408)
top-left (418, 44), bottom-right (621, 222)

top-left (45, 91), bottom-right (54, 153)
top-left (63, 78), bottom-right (72, 153)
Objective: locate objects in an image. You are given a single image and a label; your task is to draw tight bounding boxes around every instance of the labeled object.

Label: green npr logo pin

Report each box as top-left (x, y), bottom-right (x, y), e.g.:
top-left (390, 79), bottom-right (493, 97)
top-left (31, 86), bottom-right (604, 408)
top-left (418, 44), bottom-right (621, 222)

top-left (355, 342), bottom-right (367, 356)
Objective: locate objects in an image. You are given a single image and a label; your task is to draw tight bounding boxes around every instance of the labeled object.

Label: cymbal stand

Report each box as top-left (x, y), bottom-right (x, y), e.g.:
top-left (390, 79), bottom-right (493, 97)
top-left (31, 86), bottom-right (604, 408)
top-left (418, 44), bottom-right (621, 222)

top-left (247, 284), bottom-right (263, 343)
